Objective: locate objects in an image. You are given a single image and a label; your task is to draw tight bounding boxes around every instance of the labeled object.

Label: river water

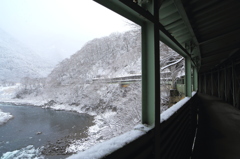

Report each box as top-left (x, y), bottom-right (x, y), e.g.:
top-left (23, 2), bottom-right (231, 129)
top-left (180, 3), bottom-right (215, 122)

top-left (0, 104), bottom-right (93, 159)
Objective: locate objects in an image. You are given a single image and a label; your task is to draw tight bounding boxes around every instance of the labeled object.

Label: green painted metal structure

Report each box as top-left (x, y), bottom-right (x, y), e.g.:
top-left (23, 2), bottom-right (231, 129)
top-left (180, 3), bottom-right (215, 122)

top-left (94, 0), bottom-right (199, 126)
top-left (91, 0), bottom-right (240, 158)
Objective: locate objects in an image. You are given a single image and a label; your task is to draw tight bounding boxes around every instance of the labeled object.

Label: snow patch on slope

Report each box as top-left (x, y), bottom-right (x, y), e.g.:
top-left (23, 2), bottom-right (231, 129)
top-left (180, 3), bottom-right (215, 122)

top-left (0, 109), bottom-right (13, 125)
top-left (67, 124), bottom-right (152, 159)
top-left (0, 83), bottom-right (20, 100)
top-left (66, 111), bottom-right (117, 153)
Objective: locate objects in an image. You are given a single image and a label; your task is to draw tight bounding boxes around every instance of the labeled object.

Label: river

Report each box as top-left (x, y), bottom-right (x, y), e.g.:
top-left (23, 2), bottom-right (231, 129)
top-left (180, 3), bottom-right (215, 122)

top-left (0, 104), bottom-right (93, 159)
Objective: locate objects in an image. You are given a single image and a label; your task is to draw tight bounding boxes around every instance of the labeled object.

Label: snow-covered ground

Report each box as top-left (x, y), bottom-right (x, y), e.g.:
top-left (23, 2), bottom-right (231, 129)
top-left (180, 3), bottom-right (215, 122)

top-left (67, 124), bottom-right (152, 159)
top-left (0, 109), bottom-right (13, 126)
top-left (66, 93), bottom-right (197, 159)
top-left (0, 83), bottom-right (20, 100)
top-left (66, 111), bottom-right (118, 153)
top-left (0, 94), bottom-right (141, 156)
top-left (0, 83), bottom-right (46, 106)
top-left (0, 88), bottom-right (122, 156)
top-left (0, 82), bottom-right (195, 158)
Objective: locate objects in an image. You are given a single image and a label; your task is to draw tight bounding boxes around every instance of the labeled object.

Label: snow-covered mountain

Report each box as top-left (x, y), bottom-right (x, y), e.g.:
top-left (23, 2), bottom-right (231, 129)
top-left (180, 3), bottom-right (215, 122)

top-left (8, 28), bottom-right (185, 154)
top-left (0, 28), bottom-right (54, 82)
top-left (46, 30), bottom-right (141, 87)
top-left (14, 28), bottom-right (184, 115)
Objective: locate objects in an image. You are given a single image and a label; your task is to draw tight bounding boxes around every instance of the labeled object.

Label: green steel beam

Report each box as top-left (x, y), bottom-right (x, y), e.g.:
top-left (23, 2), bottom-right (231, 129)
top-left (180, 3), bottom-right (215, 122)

top-left (160, 31), bottom-right (187, 58)
top-left (94, 0), bottom-right (198, 123)
top-left (193, 66), bottom-right (198, 91)
top-left (168, 23), bottom-right (186, 34)
top-left (94, 0), bottom-right (200, 65)
top-left (93, 0), bottom-right (146, 26)
top-left (174, 29), bottom-right (190, 38)
top-left (173, 0), bottom-right (201, 67)
top-left (177, 35), bottom-right (192, 43)
top-left (159, 4), bottom-right (178, 19)
top-left (115, 0), bottom-right (195, 63)
top-left (185, 57), bottom-right (192, 97)
top-left (165, 20), bottom-right (184, 30)
top-left (160, 12), bottom-right (181, 24)
top-left (94, 0), bottom-right (197, 66)
top-left (142, 21), bottom-right (155, 125)
top-left (160, 0), bottom-right (173, 9)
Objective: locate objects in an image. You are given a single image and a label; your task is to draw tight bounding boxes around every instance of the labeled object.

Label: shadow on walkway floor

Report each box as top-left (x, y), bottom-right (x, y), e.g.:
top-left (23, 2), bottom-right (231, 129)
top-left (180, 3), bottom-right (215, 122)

top-left (192, 93), bottom-right (240, 159)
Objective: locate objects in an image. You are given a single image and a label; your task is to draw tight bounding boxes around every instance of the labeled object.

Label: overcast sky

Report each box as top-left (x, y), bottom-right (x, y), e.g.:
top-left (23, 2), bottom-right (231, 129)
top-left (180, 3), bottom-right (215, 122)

top-left (0, 0), bottom-right (132, 61)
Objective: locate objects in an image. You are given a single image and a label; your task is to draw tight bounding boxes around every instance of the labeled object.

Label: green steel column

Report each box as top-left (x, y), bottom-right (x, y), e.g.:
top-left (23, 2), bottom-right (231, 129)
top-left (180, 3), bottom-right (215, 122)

top-left (142, 1), bottom-right (160, 127)
top-left (193, 66), bottom-right (198, 91)
top-left (185, 56), bottom-right (192, 97)
top-left (142, 21), bottom-right (155, 125)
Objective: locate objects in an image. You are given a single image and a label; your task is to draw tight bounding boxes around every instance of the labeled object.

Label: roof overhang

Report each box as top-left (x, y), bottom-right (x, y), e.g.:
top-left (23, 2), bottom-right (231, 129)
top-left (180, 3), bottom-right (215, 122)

top-left (94, 0), bottom-right (240, 73)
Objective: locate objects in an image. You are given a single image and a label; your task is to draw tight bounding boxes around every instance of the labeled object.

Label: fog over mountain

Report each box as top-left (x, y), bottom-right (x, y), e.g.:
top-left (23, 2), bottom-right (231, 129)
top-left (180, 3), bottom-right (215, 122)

top-left (0, 28), bottom-right (54, 82)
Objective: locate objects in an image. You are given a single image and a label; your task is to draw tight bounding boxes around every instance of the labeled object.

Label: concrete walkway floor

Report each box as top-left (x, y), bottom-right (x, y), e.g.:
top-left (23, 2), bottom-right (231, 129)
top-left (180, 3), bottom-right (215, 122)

top-left (192, 93), bottom-right (240, 159)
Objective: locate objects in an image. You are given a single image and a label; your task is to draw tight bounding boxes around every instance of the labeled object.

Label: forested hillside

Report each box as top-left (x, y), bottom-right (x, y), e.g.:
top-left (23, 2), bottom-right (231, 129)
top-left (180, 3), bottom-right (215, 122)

top-left (14, 29), bottom-right (184, 152)
top-left (0, 28), bottom-right (54, 83)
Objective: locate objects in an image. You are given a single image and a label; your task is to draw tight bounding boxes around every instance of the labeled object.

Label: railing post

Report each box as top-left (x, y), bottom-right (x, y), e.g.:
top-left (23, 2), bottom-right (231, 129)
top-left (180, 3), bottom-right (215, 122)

top-left (224, 67), bottom-right (227, 101)
top-left (204, 74), bottom-right (207, 94)
top-left (200, 74), bottom-right (203, 93)
top-left (218, 70), bottom-right (220, 98)
top-left (211, 72), bottom-right (213, 96)
top-left (232, 62), bottom-right (235, 107)
top-left (193, 66), bottom-right (198, 91)
top-left (185, 56), bottom-right (192, 97)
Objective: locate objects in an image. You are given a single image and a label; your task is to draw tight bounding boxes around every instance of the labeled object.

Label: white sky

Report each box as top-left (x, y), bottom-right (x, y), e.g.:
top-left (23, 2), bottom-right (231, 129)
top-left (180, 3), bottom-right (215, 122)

top-left (0, 0), bottom-right (132, 61)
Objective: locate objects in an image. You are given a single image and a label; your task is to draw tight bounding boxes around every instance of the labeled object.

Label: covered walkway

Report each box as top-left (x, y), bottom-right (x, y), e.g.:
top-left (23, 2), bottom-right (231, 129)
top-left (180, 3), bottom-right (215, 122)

top-left (73, 0), bottom-right (240, 158)
top-left (193, 93), bottom-right (240, 159)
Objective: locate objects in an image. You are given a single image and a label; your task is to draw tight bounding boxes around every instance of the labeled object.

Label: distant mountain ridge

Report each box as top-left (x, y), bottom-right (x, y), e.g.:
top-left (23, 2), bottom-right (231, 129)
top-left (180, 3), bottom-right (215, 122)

top-left (0, 28), bottom-right (54, 82)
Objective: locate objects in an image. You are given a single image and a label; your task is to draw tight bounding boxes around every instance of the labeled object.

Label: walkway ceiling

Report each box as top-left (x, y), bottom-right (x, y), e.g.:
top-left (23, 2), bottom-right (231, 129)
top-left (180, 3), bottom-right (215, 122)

top-left (94, 0), bottom-right (240, 73)
top-left (179, 0), bottom-right (240, 73)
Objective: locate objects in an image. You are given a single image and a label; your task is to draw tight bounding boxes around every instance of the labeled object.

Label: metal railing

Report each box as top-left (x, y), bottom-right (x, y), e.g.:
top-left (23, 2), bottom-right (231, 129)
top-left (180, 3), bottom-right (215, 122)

top-left (99, 93), bottom-right (198, 159)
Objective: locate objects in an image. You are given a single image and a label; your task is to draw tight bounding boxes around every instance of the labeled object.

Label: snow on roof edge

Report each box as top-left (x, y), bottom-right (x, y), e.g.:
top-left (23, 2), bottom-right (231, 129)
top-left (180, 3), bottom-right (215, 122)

top-left (160, 91), bottom-right (197, 123)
